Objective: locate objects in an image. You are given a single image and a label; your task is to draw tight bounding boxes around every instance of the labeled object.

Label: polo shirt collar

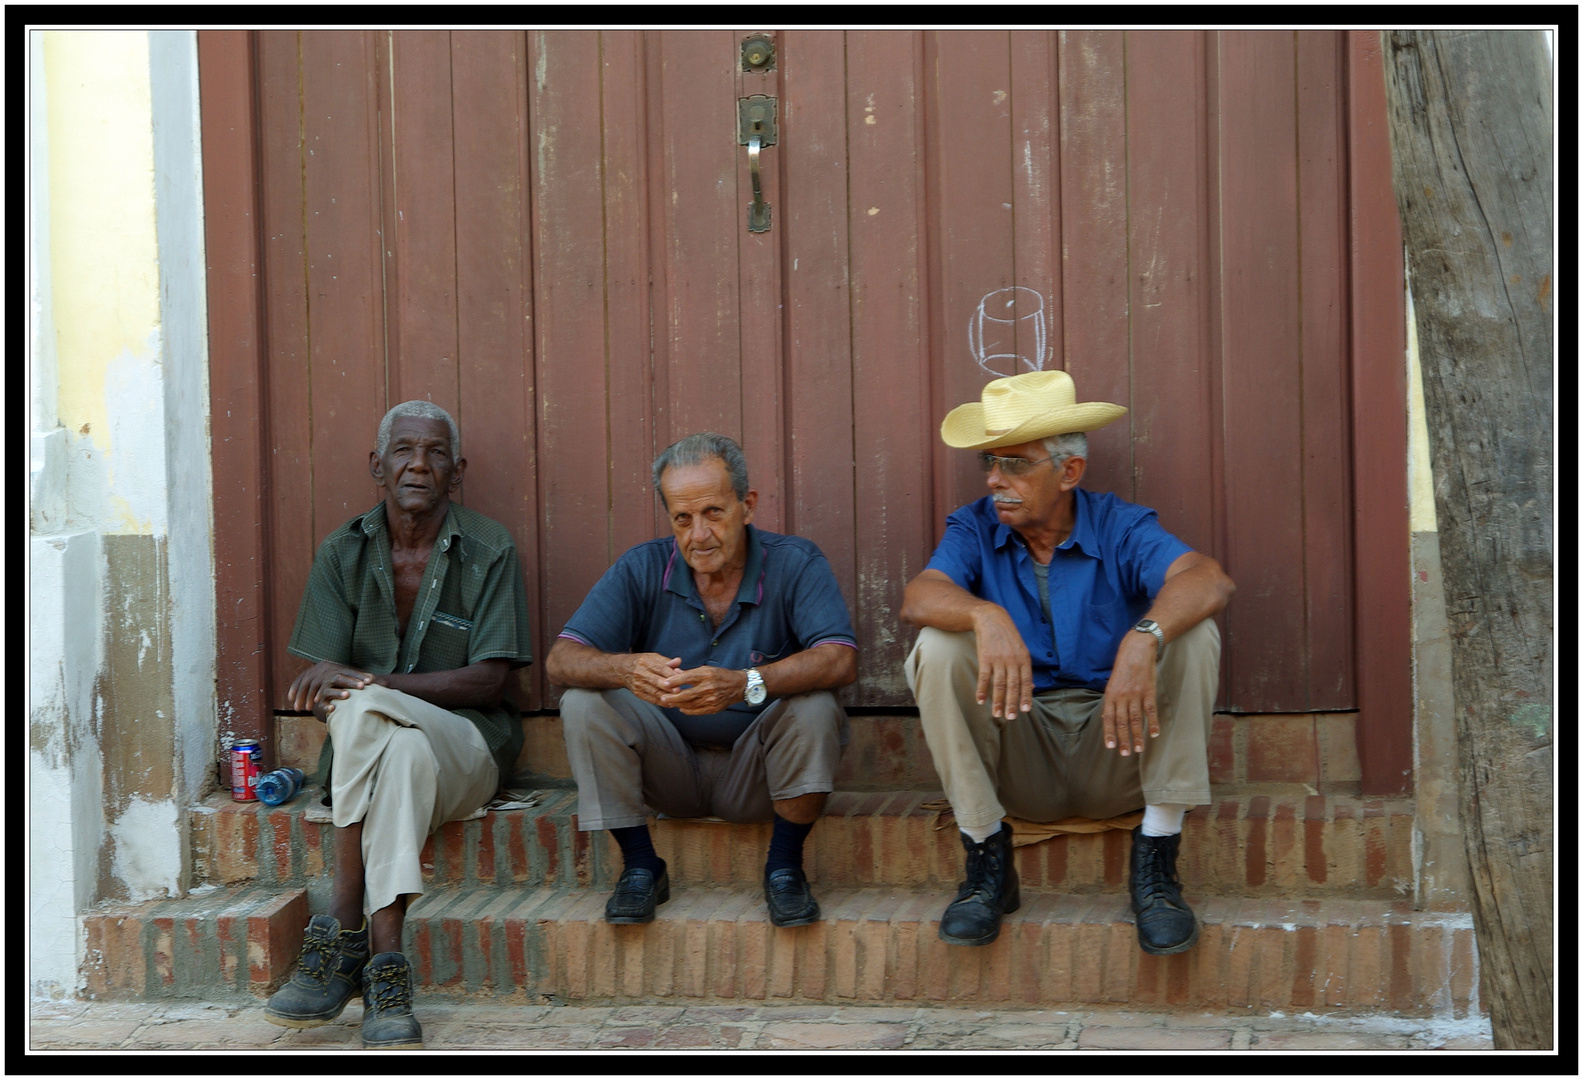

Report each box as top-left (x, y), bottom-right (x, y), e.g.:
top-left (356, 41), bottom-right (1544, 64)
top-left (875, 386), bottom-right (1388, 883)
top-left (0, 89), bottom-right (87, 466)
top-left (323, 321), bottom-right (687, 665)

top-left (989, 488), bottom-right (1100, 557)
top-left (663, 524), bottom-right (765, 605)
top-left (359, 501), bottom-right (466, 555)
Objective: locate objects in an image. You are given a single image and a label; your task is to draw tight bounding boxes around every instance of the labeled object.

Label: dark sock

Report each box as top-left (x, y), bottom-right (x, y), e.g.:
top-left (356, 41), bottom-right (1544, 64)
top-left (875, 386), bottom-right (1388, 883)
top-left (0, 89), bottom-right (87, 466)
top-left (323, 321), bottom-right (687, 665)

top-left (764, 814), bottom-right (815, 875)
top-left (610, 825), bottom-right (664, 876)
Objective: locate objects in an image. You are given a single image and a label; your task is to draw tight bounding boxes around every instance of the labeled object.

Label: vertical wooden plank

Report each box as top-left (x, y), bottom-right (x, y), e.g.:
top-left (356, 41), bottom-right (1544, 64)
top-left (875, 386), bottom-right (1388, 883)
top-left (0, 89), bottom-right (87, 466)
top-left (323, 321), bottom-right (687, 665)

top-left (925, 30), bottom-right (1017, 535)
top-left (1058, 30), bottom-right (1131, 498)
top-left (1009, 31), bottom-right (1061, 377)
top-left (1296, 31), bottom-right (1356, 709)
top-left (257, 30), bottom-right (314, 705)
top-left (780, 29), bottom-right (855, 637)
top-left (848, 31), bottom-right (934, 703)
top-left (1216, 30), bottom-right (1308, 711)
top-left (600, 31), bottom-right (658, 565)
top-left (527, 29), bottom-right (611, 699)
top-left (1125, 31), bottom-right (1215, 554)
top-left (452, 30), bottom-right (542, 707)
top-left (735, 28), bottom-right (786, 534)
top-left (1347, 30), bottom-right (1412, 792)
top-left (386, 31), bottom-right (460, 413)
top-left (199, 30), bottom-right (273, 750)
top-left (653, 30), bottom-right (742, 445)
top-left (302, 31), bottom-right (389, 536)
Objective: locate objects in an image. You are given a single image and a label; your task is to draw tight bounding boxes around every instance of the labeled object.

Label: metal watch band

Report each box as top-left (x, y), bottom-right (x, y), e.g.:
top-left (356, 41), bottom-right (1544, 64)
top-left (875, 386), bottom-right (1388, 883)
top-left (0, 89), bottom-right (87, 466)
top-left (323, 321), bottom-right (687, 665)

top-left (1133, 619), bottom-right (1165, 648)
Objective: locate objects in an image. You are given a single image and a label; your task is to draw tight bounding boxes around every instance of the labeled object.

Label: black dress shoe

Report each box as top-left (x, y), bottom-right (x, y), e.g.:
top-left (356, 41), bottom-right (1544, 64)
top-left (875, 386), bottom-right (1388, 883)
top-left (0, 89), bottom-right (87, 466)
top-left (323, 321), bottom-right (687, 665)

top-left (938, 822), bottom-right (1020, 946)
top-left (1129, 828), bottom-right (1200, 955)
top-left (763, 867), bottom-right (821, 927)
top-left (605, 863), bottom-right (669, 924)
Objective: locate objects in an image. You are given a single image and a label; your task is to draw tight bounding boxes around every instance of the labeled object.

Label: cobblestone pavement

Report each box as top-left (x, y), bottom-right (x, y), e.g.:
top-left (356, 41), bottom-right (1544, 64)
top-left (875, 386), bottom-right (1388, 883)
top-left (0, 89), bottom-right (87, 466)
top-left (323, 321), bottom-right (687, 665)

top-left (29, 998), bottom-right (1496, 1054)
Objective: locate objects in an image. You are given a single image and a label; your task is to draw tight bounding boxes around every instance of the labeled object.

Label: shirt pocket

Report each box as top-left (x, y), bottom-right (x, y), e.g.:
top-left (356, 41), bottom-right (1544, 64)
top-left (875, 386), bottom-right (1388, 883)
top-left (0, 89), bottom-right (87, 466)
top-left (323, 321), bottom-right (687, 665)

top-left (422, 611), bottom-right (474, 668)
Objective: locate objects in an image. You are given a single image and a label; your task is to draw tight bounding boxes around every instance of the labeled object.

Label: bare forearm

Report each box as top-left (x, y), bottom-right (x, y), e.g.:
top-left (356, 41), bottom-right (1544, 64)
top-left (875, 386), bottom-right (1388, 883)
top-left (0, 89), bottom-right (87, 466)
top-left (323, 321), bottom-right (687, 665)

top-left (760, 642), bottom-right (857, 699)
top-left (900, 570), bottom-right (1003, 632)
top-left (546, 638), bottom-right (640, 690)
top-left (375, 659), bottom-right (511, 710)
top-left (1143, 558), bottom-right (1236, 644)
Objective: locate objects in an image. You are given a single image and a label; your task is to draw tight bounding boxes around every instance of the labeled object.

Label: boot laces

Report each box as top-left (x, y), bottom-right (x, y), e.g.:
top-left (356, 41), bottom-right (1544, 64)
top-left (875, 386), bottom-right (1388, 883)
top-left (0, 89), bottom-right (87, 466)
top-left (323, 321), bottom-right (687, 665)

top-left (958, 837), bottom-right (1005, 904)
top-left (293, 925), bottom-right (339, 985)
top-left (367, 961), bottom-right (413, 1012)
top-left (1133, 840), bottom-right (1182, 908)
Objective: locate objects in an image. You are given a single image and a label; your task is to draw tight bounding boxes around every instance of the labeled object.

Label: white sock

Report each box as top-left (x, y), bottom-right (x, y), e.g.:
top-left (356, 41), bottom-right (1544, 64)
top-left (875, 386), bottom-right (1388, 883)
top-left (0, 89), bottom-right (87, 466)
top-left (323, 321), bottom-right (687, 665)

top-left (961, 822), bottom-right (1001, 844)
top-left (1140, 803), bottom-right (1189, 837)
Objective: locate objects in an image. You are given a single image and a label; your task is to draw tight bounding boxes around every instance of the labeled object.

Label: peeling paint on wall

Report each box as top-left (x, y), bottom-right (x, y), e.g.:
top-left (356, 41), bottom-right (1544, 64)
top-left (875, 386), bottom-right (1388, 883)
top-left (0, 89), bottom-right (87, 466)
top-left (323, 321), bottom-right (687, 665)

top-left (108, 796), bottom-right (181, 901)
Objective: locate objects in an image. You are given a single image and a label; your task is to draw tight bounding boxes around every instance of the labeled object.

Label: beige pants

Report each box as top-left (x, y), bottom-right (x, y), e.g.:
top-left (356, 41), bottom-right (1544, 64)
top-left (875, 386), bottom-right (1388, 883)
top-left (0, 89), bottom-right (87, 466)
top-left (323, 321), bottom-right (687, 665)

top-left (904, 619), bottom-right (1220, 834)
top-left (326, 684), bottom-right (498, 914)
top-left (561, 688), bottom-right (848, 830)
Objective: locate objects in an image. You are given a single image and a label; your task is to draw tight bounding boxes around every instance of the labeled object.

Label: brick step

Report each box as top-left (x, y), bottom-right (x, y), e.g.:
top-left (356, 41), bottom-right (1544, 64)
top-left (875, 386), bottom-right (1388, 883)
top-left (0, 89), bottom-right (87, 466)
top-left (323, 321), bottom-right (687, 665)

top-left (193, 789), bottom-right (1415, 900)
top-left (81, 886), bottom-right (307, 1001)
top-left (276, 710), bottom-right (1368, 793)
top-left (81, 882), bottom-right (1479, 1017)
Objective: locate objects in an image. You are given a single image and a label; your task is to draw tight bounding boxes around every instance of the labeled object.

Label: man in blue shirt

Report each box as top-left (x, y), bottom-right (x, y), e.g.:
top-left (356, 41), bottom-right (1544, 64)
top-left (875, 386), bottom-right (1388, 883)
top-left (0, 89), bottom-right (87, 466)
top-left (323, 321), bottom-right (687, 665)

top-left (901, 370), bottom-right (1235, 955)
top-left (547, 433), bottom-right (858, 929)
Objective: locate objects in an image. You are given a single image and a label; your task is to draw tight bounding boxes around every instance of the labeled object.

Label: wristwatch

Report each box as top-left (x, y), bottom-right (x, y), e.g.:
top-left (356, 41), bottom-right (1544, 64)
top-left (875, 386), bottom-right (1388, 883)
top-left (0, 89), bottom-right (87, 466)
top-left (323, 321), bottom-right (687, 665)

top-left (1132, 619), bottom-right (1165, 649)
top-left (744, 667), bottom-right (767, 706)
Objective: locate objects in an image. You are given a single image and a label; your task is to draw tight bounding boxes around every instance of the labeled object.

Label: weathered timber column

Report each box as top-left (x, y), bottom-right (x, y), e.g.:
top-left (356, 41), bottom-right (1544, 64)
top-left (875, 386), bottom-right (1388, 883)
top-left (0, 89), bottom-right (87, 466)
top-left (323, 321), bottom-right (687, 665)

top-left (1381, 30), bottom-right (1552, 1050)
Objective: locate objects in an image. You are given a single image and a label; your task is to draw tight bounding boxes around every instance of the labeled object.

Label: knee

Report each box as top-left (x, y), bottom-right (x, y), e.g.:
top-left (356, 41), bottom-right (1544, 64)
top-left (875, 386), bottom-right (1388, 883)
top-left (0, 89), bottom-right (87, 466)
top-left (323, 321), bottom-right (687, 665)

top-left (907, 626), bottom-right (976, 686)
top-left (762, 692), bottom-right (844, 746)
top-left (558, 688), bottom-right (604, 732)
top-left (381, 727), bottom-right (439, 784)
top-left (1167, 617), bottom-right (1221, 664)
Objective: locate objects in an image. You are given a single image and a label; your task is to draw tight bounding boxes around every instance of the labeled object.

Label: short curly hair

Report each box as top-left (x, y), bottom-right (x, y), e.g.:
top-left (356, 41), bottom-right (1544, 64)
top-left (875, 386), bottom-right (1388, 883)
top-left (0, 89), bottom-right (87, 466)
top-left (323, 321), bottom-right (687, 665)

top-left (377, 400), bottom-right (460, 460)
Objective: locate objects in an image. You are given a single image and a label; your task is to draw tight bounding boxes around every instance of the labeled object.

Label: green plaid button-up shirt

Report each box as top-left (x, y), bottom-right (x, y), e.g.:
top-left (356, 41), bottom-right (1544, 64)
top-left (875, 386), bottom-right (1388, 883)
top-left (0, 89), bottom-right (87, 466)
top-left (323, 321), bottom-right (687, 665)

top-left (288, 500), bottom-right (533, 782)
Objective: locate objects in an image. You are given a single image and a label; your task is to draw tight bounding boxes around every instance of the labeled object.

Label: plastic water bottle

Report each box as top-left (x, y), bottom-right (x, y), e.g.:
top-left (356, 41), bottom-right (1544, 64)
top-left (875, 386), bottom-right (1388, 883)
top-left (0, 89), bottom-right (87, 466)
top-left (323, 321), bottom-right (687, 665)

top-left (256, 767), bottom-right (306, 806)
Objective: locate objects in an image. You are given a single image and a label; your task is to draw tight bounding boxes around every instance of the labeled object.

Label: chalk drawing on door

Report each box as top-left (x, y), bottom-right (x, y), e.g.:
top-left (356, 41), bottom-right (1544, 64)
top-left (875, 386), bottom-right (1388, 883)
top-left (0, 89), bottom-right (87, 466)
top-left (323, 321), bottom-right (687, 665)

top-left (969, 286), bottom-right (1048, 377)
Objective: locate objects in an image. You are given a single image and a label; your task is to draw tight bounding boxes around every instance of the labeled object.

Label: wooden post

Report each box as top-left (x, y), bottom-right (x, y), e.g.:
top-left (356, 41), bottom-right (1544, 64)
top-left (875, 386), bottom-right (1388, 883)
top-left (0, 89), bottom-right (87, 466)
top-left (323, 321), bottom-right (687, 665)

top-left (1381, 30), bottom-right (1553, 1049)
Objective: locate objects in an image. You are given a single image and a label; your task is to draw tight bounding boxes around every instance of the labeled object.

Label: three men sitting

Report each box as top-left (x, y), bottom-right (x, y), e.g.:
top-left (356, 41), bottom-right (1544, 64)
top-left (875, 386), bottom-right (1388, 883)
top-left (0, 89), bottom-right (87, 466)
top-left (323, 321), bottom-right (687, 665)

top-left (273, 380), bottom-right (1232, 1046)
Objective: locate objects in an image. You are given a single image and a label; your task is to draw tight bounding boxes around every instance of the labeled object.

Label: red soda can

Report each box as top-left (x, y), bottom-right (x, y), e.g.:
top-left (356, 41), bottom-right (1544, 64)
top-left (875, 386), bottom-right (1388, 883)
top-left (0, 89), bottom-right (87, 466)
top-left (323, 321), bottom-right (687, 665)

top-left (230, 740), bottom-right (262, 801)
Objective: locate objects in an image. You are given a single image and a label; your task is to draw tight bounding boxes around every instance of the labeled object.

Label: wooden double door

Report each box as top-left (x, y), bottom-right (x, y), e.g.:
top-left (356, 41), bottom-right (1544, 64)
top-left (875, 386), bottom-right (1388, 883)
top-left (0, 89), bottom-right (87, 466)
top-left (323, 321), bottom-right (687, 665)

top-left (201, 30), bottom-right (1410, 788)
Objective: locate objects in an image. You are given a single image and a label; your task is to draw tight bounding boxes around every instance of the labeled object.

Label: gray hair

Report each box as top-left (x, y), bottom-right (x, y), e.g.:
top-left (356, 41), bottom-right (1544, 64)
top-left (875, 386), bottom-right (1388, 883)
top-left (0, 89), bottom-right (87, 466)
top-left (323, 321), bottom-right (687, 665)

top-left (377, 400), bottom-right (460, 460)
top-left (1041, 431), bottom-right (1088, 464)
top-left (652, 432), bottom-right (750, 508)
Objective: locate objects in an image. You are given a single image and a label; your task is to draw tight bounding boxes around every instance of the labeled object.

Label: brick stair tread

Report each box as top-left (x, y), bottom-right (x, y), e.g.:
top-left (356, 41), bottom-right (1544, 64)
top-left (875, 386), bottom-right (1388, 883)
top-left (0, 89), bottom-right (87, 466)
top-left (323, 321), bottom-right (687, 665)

top-left (81, 881), bottom-right (1479, 1015)
top-left (193, 788), bottom-right (1419, 900)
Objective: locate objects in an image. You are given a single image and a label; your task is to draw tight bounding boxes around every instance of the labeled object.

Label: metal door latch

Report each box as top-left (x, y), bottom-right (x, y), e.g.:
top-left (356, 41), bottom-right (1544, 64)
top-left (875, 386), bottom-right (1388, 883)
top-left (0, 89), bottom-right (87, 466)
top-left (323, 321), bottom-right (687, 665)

top-left (738, 95), bottom-right (778, 233)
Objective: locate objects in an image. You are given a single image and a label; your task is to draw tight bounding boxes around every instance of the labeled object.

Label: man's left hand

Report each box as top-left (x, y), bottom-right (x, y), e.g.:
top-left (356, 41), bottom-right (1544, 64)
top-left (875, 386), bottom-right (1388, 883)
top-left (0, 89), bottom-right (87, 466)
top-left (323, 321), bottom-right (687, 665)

top-left (658, 666), bottom-right (750, 715)
top-left (1101, 635), bottom-right (1160, 756)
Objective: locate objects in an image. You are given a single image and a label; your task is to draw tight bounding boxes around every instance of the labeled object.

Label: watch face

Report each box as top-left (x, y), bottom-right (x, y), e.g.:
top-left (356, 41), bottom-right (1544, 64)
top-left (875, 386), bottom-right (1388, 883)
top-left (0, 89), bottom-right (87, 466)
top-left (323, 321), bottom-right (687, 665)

top-left (747, 685), bottom-right (767, 705)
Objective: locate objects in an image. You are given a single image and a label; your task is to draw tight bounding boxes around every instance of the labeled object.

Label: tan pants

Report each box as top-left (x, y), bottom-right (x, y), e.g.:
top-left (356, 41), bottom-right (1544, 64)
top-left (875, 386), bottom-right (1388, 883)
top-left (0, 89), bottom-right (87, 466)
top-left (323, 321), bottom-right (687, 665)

top-left (904, 619), bottom-right (1220, 834)
top-left (561, 688), bottom-right (847, 830)
top-left (326, 684), bottom-right (499, 914)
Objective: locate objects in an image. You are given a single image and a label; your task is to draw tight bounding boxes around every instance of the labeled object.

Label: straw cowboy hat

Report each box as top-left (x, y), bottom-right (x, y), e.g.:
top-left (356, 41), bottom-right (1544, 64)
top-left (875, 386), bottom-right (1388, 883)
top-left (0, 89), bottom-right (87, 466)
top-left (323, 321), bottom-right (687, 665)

top-left (940, 369), bottom-right (1127, 450)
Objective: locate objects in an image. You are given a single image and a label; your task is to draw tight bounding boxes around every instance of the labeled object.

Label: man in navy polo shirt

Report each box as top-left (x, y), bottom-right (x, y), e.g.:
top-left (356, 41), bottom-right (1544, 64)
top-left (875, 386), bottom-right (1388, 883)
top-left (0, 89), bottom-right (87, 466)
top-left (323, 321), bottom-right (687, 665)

top-left (901, 370), bottom-right (1235, 954)
top-left (546, 433), bottom-right (858, 928)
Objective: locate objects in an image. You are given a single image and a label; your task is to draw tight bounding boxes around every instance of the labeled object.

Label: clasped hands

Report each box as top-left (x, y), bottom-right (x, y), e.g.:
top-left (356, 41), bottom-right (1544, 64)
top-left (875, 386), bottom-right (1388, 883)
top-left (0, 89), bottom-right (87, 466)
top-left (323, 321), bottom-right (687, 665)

top-left (288, 660), bottom-right (380, 722)
top-left (624, 653), bottom-right (747, 715)
top-left (972, 607), bottom-right (1160, 757)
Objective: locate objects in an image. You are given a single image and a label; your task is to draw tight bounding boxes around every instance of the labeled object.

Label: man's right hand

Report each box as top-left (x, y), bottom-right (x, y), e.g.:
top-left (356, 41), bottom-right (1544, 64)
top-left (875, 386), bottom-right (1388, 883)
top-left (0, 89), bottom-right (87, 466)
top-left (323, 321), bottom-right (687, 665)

top-left (623, 653), bottom-right (684, 707)
top-left (971, 604), bottom-right (1034, 721)
top-left (288, 661), bottom-right (375, 721)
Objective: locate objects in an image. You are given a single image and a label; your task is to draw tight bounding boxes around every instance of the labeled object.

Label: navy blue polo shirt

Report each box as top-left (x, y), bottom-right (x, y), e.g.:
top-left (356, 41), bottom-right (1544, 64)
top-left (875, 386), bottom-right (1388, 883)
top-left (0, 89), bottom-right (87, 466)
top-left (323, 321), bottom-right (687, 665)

top-left (925, 489), bottom-right (1192, 693)
top-left (558, 525), bottom-right (857, 747)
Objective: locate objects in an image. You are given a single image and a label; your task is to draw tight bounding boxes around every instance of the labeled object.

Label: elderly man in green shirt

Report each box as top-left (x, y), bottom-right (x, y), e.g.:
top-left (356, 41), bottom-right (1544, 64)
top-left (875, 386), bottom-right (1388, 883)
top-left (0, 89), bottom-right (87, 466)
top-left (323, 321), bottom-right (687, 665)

top-left (263, 400), bottom-right (533, 1049)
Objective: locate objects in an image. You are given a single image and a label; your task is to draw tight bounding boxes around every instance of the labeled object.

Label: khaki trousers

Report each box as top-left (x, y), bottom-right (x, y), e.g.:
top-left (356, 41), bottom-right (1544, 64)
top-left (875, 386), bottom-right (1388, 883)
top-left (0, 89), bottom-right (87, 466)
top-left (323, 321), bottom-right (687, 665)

top-left (904, 619), bottom-right (1220, 834)
top-left (561, 688), bottom-right (848, 831)
top-left (326, 684), bottom-right (499, 914)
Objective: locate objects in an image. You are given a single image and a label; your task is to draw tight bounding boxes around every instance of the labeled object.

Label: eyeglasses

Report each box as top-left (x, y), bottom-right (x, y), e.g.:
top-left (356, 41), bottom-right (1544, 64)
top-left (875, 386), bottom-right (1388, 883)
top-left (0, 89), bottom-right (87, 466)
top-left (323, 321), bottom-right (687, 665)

top-left (977, 452), bottom-right (1054, 476)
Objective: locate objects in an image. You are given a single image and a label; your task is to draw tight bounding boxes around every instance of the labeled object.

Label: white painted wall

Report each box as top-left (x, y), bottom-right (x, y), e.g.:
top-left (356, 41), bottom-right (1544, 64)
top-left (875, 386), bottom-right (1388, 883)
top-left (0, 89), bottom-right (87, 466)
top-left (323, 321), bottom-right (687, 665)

top-left (28, 29), bottom-right (216, 999)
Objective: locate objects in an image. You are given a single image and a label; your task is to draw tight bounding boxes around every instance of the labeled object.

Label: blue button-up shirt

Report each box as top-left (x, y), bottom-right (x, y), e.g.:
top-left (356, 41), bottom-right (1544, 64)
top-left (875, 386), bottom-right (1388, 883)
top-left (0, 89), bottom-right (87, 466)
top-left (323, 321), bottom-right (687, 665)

top-left (559, 525), bottom-right (857, 747)
top-left (925, 489), bottom-right (1192, 693)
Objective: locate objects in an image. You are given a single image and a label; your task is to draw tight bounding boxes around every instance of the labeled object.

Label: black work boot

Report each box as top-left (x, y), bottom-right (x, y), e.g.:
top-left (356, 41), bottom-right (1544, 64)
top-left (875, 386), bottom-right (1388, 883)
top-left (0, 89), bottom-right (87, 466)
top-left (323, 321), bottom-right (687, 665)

top-left (263, 914), bottom-right (369, 1028)
top-left (361, 951), bottom-right (423, 1048)
top-left (938, 822), bottom-right (1020, 946)
top-left (1129, 827), bottom-right (1200, 955)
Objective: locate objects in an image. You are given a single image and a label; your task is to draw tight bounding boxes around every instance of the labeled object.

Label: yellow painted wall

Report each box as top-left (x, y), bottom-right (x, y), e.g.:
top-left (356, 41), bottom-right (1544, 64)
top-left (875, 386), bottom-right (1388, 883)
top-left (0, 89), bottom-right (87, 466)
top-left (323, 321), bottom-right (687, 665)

top-left (44, 31), bottom-right (160, 456)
